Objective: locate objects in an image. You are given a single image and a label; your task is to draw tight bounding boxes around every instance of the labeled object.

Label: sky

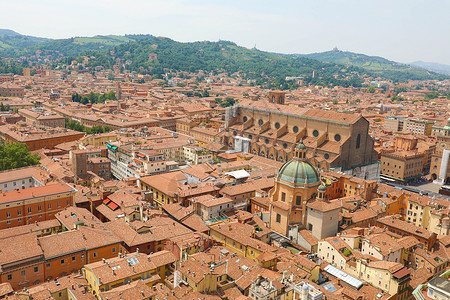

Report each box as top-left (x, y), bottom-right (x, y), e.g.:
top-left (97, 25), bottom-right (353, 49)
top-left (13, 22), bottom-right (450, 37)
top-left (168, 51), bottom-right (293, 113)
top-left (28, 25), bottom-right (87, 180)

top-left (1, 0), bottom-right (449, 65)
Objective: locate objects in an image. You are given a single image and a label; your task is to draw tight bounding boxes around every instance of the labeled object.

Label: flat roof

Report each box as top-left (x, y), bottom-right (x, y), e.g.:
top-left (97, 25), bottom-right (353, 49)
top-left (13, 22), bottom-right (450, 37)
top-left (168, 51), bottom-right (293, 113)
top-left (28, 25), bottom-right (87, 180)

top-left (324, 264), bottom-right (363, 290)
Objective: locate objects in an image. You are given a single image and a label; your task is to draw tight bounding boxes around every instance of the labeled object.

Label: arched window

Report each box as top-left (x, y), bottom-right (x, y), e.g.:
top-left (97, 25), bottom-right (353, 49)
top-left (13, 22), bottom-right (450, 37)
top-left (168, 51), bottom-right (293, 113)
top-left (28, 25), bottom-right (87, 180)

top-left (356, 134), bottom-right (361, 149)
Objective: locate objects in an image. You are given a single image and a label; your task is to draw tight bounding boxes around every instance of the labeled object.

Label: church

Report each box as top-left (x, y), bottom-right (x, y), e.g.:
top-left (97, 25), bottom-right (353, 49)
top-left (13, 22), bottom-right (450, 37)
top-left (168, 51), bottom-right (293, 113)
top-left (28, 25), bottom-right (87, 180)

top-left (269, 139), bottom-right (341, 241)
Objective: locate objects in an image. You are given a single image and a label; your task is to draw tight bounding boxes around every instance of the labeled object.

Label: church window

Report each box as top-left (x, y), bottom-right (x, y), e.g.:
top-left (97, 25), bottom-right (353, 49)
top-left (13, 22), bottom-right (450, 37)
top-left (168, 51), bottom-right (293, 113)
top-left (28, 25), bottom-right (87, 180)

top-left (313, 130), bottom-right (319, 137)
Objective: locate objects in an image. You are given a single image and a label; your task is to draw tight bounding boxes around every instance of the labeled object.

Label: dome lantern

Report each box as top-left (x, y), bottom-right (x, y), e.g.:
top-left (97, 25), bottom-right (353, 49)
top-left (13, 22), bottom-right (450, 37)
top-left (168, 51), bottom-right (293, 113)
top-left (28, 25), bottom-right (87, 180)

top-left (295, 138), bottom-right (307, 159)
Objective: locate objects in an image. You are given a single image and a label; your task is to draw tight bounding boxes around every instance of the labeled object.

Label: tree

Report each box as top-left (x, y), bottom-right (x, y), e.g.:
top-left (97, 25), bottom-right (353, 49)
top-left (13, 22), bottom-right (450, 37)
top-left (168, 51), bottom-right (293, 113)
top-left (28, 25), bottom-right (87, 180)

top-left (220, 97), bottom-right (235, 107)
top-left (0, 142), bottom-right (40, 171)
top-left (367, 86), bottom-right (376, 93)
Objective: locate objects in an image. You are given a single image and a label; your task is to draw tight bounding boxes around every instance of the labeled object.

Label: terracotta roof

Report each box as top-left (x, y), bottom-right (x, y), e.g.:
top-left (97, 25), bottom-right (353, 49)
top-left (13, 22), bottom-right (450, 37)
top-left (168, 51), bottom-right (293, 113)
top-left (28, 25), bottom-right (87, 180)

top-left (38, 226), bottom-right (120, 259)
top-left (298, 229), bottom-right (319, 246)
top-left (307, 199), bottom-right (341, 212)
top-left (377, 215), bottom-right (434, 240)
top-left (0, 283), bottom-right (13, 298)
top-left (0, 219), bottom-right (60, 240)
top-left (0, 166), bottom-right (49, 184)
top-left (368, 261), bottom-right (403, 273)
top-left (85, 251), bottom-right (176, 285)
top-left (0, 233), bottom-right (42, 267)
top-left (0, 182), bottom-right (75, 204)
top-left (55, 207), bottom-right (103, 230)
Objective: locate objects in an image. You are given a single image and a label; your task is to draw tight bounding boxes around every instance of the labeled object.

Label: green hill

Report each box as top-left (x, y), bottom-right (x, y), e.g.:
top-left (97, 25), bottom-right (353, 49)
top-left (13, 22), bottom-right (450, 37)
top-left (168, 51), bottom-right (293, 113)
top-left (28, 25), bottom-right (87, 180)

top-left (0, 29), bottom-right (49, 51)
top-left (296, 50), bottom-right (446, 81)
top-left (82, 37), bottom-right (367, 88)
top-left (0, 30), bottom-right (447, 83)
top-left (27, 35), bottom-right (152, 57)
top-left (0, 32), bottom-right (153, 57)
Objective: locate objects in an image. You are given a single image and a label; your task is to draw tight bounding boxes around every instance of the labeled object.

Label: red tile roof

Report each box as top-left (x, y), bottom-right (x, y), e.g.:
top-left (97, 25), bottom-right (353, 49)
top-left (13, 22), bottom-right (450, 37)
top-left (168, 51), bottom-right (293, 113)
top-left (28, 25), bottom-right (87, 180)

top-left (0, 183), bottom-right (74, 204)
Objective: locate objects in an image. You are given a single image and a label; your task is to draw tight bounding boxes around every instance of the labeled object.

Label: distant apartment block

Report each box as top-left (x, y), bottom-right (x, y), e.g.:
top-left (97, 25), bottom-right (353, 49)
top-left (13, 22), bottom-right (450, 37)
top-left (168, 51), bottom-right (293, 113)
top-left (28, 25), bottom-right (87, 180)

top-left (106, 142), bottom-right (166, 180)
top-left (384, 116), bottom-right (404, 133)
top-left (183, 145), bottom-right (213, 165)
top-left (404, 118), bottom-right (434, 136)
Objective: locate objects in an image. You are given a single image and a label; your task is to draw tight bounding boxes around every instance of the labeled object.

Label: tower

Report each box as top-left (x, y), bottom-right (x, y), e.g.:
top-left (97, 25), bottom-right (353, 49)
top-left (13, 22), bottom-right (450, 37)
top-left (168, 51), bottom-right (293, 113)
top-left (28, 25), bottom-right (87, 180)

top-left (116, 82), bottom-right (122, 100)
top-left (305, 182), bottom-right (341, 240)
top-left (71, 150), bottom-right (88, 182)
top-left (269, 139), bottom-right (321, 236)
top-left (268, 90), bottom-right (285, 105)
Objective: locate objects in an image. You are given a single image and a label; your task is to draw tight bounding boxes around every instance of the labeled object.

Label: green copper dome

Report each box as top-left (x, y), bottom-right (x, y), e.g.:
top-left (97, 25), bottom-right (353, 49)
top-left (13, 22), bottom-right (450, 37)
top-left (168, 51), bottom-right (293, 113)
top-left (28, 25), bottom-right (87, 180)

top-left (318, 183), bottom-right (326, 191)
top-left (278, 159), bottom-right (320, 185)
top-left (444, 117), bottom-right (450, 130)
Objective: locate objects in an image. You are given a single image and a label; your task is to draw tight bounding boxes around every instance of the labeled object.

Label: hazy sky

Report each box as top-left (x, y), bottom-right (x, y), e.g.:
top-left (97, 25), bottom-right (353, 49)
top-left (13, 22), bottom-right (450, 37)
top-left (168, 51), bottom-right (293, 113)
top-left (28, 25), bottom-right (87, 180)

top-left (1, 0), bottom-right (449, 64)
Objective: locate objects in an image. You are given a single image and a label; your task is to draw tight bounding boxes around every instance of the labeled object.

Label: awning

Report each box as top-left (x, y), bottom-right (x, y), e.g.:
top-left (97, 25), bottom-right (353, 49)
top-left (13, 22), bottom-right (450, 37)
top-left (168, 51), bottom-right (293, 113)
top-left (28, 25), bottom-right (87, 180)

top-left (225, 170), bottom-right (250, 179)
top-left (393, 268), bottom-right (410, 279)
top-left (133, 158), bottom-right (142, 164)
top-left (380, 175), bottom-right (397, 182)
top-left (136, 153), bottom-right (145, 158)
top-left (107, 202), bottom-right (119, 211)
top-left (102, 199), bottom-right (111, 205)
